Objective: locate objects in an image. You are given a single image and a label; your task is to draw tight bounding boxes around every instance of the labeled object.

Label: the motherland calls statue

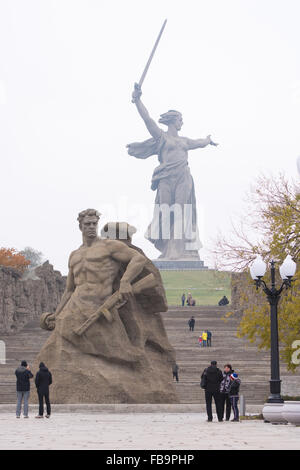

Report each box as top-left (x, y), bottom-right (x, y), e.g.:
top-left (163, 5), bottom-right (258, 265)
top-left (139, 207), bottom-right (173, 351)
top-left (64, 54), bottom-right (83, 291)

top-left (127, 20), bottom-right (217, 261)
top-left (36, 210), bottom-right (178, 403)
top-left (127, 83), bottom-right (218, 260)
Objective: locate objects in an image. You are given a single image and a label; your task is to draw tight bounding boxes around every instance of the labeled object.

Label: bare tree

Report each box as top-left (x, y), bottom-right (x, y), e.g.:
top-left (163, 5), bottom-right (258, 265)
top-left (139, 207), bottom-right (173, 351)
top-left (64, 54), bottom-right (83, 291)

top-left (20, 246), bottom-right (44, 268)
top-left (212, 174), bottom-right (300, 271)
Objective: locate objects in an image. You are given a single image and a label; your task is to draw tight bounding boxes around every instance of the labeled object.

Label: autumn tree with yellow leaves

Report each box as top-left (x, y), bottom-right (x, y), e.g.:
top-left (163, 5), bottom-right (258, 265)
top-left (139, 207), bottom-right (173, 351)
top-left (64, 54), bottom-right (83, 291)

top-left (214, 174), bottom-right (300, 370)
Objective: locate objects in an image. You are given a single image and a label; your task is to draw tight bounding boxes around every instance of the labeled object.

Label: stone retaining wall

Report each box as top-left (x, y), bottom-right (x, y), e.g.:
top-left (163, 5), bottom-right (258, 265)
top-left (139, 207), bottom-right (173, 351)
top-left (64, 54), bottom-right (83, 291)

top-left (0, 262), bottom-right (66, 334)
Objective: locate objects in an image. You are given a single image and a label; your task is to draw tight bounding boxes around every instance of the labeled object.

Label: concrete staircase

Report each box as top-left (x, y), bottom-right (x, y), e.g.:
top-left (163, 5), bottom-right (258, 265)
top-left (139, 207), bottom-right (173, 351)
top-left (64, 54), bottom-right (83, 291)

top-left (0, 320), bottom-right (50, 404)
top-left (0, 305), bottom-right (297, 404)
top-left (164, 306), bottom-right (272, 404)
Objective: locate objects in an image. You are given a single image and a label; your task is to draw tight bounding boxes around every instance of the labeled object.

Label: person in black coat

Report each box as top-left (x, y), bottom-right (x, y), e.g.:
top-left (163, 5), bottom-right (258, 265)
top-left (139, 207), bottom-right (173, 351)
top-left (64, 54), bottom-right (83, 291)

top-left (218, 296), bottom-right (229, 306)
top-left (172, 363), bottom-right (179, 382)
top-left (206, 330), bottom-right (212, 347)
top-left (201, 360), bottom-right (223, 422)
top-left (188, 317), bottom-right (195, 332)
top-left (35, 362), bottom-right (52, 418)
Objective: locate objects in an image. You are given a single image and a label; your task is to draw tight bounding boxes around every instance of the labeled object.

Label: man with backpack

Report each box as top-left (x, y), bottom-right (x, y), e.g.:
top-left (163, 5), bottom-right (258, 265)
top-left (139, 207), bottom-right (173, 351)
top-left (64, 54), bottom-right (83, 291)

top-left (201, 360), bottom-right (223, 422)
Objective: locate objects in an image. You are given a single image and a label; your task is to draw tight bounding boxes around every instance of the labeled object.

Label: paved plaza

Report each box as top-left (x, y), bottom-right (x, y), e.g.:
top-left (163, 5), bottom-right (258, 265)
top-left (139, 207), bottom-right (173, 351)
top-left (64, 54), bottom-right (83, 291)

top-left (0, 412), bottom-right (299, 450)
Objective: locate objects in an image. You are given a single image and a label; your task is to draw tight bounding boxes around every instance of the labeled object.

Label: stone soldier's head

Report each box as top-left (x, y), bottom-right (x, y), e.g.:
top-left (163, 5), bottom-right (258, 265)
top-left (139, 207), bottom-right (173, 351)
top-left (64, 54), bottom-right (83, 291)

top-left (159, 110), bottom-right (183, 131)
top-left (77, 209), bottom-right (101, 241)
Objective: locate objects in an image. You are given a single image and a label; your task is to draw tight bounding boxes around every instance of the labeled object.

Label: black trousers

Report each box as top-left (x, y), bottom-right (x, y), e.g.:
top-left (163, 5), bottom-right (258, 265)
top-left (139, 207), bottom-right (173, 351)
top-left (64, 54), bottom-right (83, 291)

top-left (207, 338), bottom-right (211, 347)
top-left (173, 372), bottom-right (179, 382)
top-left (205, 390), bottom-right (222, 421)
top-left (38, 391), bottom-right (51, 416)
top-left (220, 393), bottom-right (232, 420)
top-left (230, 396), bottom-right (239, 420)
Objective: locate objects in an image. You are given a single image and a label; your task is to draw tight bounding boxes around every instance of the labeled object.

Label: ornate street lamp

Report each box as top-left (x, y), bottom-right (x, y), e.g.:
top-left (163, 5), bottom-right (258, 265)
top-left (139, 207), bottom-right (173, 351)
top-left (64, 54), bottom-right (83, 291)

top-left (250, 255), bottom-right (297, 403)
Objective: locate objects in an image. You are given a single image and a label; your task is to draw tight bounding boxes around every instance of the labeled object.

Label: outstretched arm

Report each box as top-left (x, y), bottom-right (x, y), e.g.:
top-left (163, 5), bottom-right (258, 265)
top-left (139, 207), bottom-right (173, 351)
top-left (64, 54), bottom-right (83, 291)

top-left (186, 135), bottom-right (218, 150)
top-left (132, 83), bottom-right (162, 140)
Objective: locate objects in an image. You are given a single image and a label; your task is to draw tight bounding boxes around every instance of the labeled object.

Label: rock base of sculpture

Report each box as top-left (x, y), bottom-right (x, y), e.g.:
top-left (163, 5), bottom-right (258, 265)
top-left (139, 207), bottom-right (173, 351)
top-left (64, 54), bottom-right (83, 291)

top-left (34, 329), bottom-right (178, 404)
top-left (152, 259), bottom-right (208, 270)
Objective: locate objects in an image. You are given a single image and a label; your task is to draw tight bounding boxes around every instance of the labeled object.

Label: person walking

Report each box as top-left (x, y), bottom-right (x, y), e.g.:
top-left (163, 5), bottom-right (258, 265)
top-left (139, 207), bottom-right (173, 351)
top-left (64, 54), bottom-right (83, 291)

top-left (207, 330), bottom-right (212, 347)
top-left (188, 316), bottom-right (195, 332)
top-left (181, 293), bottom-right (186, 307)
top-left (202, 330), bottom-right (207, 347)
top-left (220, 364), bottom-right (233, 421)
top-left (15, 360), bottom-right (33, 418)
top-left (172, 363), bottom-right (179, 382)
top-left (201, 360), bottom-right (223, 422)
top-left (229, 372), bottom-right (241, 422)
top-left (35, 362), bottom-right (52, 419)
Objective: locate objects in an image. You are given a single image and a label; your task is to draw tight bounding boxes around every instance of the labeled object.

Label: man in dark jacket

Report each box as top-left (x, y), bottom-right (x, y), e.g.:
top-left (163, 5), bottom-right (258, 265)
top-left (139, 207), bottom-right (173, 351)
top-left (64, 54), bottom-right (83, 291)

top-left (219, 364), bottom-right (233, 421)
top-left (172, 363), bottom-right (179, 382)
top-left (35, 362), bottom-right (52, 418)
top-left (201, 360), bottom-right (223, 422)
top-left (188, 317), bottom-right (195, 332)
top-left (15, 360), bottom-right (33, 418)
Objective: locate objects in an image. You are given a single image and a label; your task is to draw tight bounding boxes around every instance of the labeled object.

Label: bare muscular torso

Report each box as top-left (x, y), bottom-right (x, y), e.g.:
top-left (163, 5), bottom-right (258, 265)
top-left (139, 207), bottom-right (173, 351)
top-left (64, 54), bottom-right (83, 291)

top-left (69, 239), bottom-right (120, 302)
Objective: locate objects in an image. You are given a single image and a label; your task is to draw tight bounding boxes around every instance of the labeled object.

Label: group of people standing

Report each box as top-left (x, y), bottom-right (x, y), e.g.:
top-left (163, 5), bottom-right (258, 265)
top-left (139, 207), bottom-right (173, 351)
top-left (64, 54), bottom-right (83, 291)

top-left (182, 293), bottom-right (196, 307)
top-left (188, 317), bottom-right (212, 347)
top-left (198, 330), bottom-right (212, 347)
top-left (201, 361), bottom-right (241, 422)
top-left (183, 294), bottom-right (230, 307)
top-left (16, 360), bottom-right (240, 423)
top-left (15, 360), bottom-right (52, 418)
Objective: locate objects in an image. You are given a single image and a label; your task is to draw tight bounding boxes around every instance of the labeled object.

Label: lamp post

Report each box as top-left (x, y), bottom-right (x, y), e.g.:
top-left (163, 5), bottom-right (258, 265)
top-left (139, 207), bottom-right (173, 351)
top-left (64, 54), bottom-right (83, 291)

top-left (250, 255), bottom-right (297, 403)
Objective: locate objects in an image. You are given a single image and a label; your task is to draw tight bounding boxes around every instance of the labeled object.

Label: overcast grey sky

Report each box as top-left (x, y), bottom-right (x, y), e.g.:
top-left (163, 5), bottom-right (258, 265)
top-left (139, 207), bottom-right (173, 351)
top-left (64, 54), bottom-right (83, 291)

top-left (0, 0), bottom-right (299, 274)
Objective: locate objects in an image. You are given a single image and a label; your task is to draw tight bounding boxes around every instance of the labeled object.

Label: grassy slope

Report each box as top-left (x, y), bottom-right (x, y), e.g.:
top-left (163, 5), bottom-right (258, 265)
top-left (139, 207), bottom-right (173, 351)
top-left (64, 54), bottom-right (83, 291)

top-left (160, 270), bottom-right (232, 306)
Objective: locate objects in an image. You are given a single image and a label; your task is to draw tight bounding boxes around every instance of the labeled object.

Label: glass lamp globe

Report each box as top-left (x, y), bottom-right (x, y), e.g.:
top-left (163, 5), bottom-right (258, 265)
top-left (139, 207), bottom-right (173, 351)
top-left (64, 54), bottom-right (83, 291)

top-left (250, 256), bottom-right (267, 280)
top-left (279, 255), bottom-right (297, 280)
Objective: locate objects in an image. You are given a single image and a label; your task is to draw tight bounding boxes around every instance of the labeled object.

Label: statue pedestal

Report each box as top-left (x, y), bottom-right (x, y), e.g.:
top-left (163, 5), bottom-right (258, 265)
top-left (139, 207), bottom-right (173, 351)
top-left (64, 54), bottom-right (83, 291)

top-left (152, 259), bottom-right (208, 271)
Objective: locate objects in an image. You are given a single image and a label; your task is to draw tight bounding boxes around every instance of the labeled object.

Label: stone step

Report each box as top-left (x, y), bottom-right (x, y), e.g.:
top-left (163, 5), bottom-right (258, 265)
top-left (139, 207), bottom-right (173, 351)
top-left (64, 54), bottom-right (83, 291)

top-left (0, 305), bottom-right (298, 405)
